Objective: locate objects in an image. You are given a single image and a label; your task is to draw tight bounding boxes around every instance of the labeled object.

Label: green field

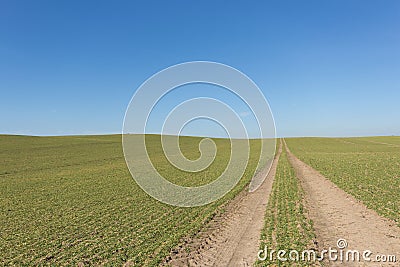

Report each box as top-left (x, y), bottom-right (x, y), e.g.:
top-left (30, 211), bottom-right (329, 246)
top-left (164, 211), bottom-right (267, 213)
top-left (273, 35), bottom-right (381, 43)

top-left (286, 136), bottom-right (400, 226)
top-left (0, 134), bottom-right (263, 266)
top-left (2, 135), bottom-right (399, 265)
top-left (257, 142), bottom-right (316, 266)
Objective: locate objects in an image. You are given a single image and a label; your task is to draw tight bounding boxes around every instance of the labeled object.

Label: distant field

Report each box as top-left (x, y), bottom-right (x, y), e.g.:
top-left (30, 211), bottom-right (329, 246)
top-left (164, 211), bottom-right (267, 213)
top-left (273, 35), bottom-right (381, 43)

top-left (286, 136), bottom-right (400, 226)
top-left (0, 135), bottom-right (263, 266)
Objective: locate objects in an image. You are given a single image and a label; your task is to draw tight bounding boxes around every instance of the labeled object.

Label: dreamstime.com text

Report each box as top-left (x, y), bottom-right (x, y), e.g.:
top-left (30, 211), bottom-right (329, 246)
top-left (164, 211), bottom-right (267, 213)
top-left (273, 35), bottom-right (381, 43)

top-left (257, 239), bottom-right (397, 263)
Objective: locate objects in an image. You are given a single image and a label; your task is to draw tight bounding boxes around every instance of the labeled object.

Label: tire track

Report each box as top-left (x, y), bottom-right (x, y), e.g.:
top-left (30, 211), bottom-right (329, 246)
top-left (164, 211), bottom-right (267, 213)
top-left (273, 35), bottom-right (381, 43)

top-left (284, 139), bottom-right (400, 266)
top-left (163, 140), bottom-right (282, 266)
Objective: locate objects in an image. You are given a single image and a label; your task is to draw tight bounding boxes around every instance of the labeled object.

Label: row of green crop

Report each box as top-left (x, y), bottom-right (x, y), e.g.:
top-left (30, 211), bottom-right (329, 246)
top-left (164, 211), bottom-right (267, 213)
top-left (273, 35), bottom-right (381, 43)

top-left (257, 142), bottom-right (316, 266)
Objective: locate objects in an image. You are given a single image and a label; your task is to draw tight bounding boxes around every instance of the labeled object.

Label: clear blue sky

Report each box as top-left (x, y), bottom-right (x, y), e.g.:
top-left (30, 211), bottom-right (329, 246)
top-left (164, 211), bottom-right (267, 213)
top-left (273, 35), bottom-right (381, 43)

top-left (1, 0), bottom-right (399, 137)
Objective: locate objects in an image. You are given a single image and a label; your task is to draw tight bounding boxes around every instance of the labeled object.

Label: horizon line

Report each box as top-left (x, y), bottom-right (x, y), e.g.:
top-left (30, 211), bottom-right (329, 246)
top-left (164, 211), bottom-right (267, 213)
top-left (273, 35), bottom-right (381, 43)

top-left (0, 133), bottom-right (398, 139)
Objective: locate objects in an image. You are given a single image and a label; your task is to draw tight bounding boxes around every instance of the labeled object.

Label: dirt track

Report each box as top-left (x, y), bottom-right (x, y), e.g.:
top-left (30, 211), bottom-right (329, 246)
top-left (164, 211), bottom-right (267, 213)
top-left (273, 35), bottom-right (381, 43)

top-left (164, 141), bottom-right (282, 266)
top-left (164, 139), bottom-right (400, 266)
top-left (284, 140), bottom-right (400, 266)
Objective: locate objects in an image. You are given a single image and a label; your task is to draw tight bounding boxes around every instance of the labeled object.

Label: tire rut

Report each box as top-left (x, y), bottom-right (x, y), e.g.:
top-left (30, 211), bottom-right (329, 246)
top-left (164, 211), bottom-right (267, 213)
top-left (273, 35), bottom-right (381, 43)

top-left (284, 139), bottom-right (400, 266)
top-left (163, 140), bottom-right (282, 267)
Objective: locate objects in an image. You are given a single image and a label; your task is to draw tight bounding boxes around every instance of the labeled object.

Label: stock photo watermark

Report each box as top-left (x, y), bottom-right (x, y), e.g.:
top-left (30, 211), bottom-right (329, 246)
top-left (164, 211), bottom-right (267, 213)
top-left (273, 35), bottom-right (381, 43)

top-left (122, 61), bottom-right (276, 207)
top-left (257, 238), bottom-right (397, 264)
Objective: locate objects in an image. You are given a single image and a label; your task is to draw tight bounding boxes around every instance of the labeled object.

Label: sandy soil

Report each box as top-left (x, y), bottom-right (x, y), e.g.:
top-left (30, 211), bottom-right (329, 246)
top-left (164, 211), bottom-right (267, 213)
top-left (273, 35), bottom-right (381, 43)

top-left (163, 141), bottom-right (282, 266)
top-left (284, 140), bottom-right (400, 266)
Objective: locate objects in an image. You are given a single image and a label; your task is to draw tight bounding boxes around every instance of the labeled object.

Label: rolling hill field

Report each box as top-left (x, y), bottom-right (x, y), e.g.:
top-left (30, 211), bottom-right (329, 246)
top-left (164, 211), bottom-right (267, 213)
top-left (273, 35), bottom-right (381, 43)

top-left (0, 134), bottom-right (263, 266)
top-left (1, 135), bottom-right (399, 266)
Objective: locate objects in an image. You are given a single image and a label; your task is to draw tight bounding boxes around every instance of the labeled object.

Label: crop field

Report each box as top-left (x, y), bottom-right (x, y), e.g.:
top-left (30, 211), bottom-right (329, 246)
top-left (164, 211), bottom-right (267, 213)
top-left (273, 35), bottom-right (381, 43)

top-left (256, 142), bottom-right (316, 266)
top-left (285, 136), bottom-right (400, 226)
top-left (0, 135), bottom-right (263, 266)
top-left (2, 135), bottom-right (399, 266)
